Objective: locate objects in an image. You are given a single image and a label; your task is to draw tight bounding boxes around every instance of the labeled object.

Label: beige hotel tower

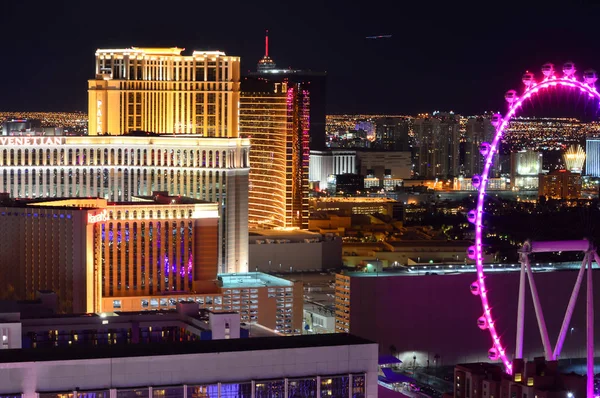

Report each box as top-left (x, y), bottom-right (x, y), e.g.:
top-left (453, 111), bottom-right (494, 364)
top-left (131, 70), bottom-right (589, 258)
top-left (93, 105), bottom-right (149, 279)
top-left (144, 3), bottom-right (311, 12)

top-left (88, 47), bottom-right (239, 136)
top-left (85, 47), bottom-right (248, 272)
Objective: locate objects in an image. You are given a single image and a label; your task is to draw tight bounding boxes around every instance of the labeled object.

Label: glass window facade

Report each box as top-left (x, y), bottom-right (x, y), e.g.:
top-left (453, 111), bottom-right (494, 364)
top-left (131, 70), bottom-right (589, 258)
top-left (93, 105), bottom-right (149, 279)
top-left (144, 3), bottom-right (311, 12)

top-left (320, 375), bottom-right (349, 397)
top-left (186, 385), bottom-right (219, 398)
top-left (152, 386), bottom-right (183, 398)
top-left (255, 380), bottom-right (285, 398)
top-left (116, 388), bottom-right (149, 398)
top-left (31, 373), bottom-right (366, 398)
top-left (288, 377), bottom-right (317, 397)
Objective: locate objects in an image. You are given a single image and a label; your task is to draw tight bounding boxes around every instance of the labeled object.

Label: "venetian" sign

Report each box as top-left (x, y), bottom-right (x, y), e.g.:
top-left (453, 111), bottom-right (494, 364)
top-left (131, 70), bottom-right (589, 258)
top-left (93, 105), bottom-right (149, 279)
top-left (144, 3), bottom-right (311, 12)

top-left (0, 137), bottom-right (64, 146)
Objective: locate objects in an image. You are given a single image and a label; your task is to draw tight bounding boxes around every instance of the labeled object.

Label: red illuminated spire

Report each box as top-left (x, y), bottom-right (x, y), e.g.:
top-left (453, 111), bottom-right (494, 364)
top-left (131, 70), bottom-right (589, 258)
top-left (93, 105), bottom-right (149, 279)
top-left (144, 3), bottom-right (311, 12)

top-left (257, 29), bottom-right (276, 72)
top-left (265, 30), bottom-right (269, 58)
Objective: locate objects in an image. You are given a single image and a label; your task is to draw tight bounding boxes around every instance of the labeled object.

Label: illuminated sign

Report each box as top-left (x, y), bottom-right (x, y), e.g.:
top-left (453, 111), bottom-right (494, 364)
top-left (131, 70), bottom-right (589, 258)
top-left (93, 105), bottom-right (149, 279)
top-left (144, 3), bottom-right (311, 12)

top-left (87, 209), bottom-right (108, 224)
top-left (0, 137), bottom-right (64, 146)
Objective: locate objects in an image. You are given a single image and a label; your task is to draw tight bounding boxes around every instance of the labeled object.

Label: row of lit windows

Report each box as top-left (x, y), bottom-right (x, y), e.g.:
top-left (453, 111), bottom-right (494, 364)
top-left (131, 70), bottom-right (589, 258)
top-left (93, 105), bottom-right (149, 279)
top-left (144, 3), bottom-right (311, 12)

top-left (120, 91), bottom-right (230, 136)
top-left (0, 168), bottom-right (229, 203)
top-left (0, 147), bottom-right (233, 168)
top-left (30, 373), bottom-right (365, 398)
top-left (100, 221), bottom-right (194, 295)
top-left (121, 81), bottom-right (235, 91)
top-left (115, 295), bottom-right (222, 309)
top-left (98, 57), bottom-right (235, 82)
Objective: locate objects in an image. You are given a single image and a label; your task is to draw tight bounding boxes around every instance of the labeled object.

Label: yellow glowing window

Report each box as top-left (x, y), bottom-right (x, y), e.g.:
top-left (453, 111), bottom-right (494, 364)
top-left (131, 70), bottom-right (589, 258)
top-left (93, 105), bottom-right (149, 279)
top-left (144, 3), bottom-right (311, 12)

top-left (514, 373), bottom-right (522, 382)
top-left (527, 377), bottom-right (534, 386)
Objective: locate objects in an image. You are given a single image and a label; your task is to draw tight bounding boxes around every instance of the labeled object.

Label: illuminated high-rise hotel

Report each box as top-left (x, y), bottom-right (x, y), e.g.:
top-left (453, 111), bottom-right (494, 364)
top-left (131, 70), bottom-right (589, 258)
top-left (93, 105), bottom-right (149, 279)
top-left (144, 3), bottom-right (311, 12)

top-left (88, 47), bottom-right (240, 136)
top-left (240, 78), bottom-right (310, 229)
top-left (0, 135), bottom-right (249, 273)
top-left (75, 47), bottom-right (246, 272)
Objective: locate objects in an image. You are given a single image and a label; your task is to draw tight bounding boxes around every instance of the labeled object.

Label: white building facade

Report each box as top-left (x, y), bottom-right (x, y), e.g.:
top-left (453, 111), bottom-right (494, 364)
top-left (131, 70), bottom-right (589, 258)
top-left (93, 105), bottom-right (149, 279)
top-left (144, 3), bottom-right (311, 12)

top-left (0, 135), bottom-right (250, 273)
top-left (0, 335), bottom-right (378, 398)
top-left (309, 150), bottom-right (356, 189)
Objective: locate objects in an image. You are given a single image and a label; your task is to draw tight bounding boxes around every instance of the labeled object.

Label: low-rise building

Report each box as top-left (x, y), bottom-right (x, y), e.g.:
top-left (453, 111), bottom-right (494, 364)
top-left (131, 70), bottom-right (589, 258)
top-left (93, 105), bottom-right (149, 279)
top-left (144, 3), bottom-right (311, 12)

top-left (0, 195), bottom-right (302, 335)
top-left (105, 272), bottom-right (303, 335)
top-left (538, 170), bottom-right (582, 199)
top-left (455, 358), bottom-right (586, 398)
top-left (303, 303), bottom-right (336, 334)
top-left (335, 269), bottom-right (600, 367)
top-left (249, 229), bottom-right (342, 271)
top-left (0, 333), bottom-right (378, 398)
top-left (311, 197), bottom-right (399, 216)
top-left (0, 301), bottom-right (245, 350)
top-left (342, 239), bottom-right (478, 268)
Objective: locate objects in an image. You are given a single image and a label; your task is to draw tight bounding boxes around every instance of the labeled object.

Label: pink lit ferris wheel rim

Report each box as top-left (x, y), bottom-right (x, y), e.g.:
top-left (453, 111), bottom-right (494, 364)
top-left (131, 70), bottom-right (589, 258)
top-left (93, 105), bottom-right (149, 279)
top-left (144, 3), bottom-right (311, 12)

top-left (471, 73), bottom-right (599, 374)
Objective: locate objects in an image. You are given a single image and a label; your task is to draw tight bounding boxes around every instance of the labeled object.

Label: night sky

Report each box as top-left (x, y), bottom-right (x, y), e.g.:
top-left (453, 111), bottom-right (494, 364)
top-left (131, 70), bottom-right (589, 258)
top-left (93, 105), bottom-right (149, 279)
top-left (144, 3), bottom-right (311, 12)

top-left (3, 1), bottom-right (600, 115)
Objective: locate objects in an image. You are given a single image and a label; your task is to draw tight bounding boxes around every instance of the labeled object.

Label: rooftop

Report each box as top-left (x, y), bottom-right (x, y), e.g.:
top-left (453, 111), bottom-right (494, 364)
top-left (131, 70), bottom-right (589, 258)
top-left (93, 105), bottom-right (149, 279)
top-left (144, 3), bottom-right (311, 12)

top-left (456, 362), bottom-right (504, 374)
top-left (0, 194), bottom-right (213, 210)
top-left (315, 197), bottom-right (397, 203)
top-left (0, 333), bottom-right (373, 364)
top-left (219, 272), bottom-right (293, 288)
top-left (386, 240), bottom-right (472, 248)
top-left (249, 229), bottom-right (321, 238)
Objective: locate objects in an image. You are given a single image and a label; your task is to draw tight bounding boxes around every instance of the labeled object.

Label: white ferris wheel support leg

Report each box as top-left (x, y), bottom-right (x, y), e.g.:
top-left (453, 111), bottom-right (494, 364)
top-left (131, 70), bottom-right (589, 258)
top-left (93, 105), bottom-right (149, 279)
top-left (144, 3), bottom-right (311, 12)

top-left (515, 250), bottom-right (528, 360)
top-left (552, 253), bottom-right (588, 360)
top-left (524, 255), bottom-right (553, 360)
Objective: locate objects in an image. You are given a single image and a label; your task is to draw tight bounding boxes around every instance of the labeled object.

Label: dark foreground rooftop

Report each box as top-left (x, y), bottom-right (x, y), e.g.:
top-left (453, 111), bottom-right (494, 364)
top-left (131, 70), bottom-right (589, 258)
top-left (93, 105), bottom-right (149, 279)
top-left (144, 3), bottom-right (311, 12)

top-left (0, 333), bottom-right (374, 364)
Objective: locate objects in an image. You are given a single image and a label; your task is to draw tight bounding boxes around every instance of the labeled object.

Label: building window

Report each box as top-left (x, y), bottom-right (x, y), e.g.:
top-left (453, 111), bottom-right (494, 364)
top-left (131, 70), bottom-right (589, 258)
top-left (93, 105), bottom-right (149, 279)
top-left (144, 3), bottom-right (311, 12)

top-left (186, 385), bottom-right (218, 398)
top-left (320, 376), bottom-right (349, 397)
top-left (219, 383), bottom-right (251, 398)
top-left (116, 388), bottom-right (149, 398)
top-left (352, 374), bottom-right (366, 397)
top-left (255, 380), bottom-right (284, 397)
top-left (152, 386), bottom-right (183, 398)
top-left (287, 378), bottom-right (317, 397)
top-left (527, 377), bottom-right (534, 386)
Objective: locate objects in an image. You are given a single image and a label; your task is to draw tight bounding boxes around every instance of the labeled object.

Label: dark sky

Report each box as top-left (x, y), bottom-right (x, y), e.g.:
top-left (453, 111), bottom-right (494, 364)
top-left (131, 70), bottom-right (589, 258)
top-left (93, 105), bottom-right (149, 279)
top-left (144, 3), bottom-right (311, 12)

top-left (3, 1), bottom-right (600, 115)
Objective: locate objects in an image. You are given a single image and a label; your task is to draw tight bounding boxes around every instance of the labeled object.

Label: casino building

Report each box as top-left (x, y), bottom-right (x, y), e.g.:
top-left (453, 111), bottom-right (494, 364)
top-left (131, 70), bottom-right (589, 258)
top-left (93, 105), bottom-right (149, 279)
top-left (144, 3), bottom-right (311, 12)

top-left (0, 195), bottom-right (220, 313)
top-left (84, 47), bottom-right (247, 270)
top-left (0, 135), bottom-right (249, 272)
top-left (0, 195), bottom-right (301, 333)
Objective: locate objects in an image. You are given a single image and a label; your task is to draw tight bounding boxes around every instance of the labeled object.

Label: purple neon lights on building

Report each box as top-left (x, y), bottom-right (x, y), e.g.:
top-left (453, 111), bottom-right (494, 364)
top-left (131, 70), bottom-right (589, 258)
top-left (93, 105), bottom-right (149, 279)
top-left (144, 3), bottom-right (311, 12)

top-left (471, 67), bottom-right (600, 374)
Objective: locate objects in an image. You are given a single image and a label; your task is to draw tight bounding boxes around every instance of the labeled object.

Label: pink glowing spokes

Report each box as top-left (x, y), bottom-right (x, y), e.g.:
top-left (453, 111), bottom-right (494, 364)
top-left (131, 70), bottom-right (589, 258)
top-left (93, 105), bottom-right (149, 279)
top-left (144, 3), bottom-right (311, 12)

top-left (472, 75), bottom-right (599, 375)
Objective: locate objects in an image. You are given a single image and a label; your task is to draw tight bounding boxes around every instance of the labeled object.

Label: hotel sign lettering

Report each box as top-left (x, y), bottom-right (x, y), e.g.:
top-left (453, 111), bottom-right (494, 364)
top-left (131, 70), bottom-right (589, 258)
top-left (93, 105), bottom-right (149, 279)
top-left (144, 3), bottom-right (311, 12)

top-left (88, 209), bottom-right (109, 224)
top-left (0, 137), bottom-right (64, 146)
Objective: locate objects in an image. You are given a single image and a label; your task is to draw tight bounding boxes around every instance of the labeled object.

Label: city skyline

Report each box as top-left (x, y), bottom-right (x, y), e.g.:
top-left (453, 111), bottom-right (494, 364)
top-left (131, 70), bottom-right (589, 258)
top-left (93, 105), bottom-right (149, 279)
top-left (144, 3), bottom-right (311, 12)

top-left (5, 1), bottom-right (600, 116)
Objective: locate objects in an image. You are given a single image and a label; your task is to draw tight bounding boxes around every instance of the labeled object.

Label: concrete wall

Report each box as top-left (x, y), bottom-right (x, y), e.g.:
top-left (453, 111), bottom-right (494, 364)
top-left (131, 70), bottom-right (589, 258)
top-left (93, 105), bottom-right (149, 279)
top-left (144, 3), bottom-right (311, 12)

top-left (0, 343), bottom-right (378, 398)
top-left (0, 322), bottom-right (22, 349)
top-left (249, 238), bottom-right (342, 272)
top-left (349, 270), bottom-right (600, 367)
top-left (208, 312), bottom-right (240, 340)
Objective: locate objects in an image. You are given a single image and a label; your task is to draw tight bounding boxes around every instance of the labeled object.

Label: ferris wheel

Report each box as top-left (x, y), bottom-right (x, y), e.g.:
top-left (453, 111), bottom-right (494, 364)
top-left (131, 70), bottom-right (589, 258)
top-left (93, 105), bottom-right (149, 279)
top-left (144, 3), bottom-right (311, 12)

top-left (467, 62), bottom-right (598, 397)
